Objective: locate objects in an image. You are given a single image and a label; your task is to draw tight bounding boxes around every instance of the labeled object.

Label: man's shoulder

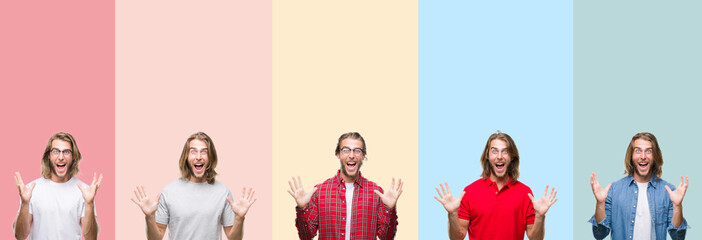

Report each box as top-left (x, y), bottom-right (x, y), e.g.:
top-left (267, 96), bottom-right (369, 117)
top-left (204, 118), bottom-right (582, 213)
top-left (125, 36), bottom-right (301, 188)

top-left (653, 177), bottom-right (676, 189)
top-left (510, 180), bottom-right (532, 193)
top-left (162, 178), bottom-right (187, 191)
top-left (464, 178), bottom-right (486, 190)
top-left (69, 177), bottom-right (88, 187)
top-left (611, 176), bottom-right (634, 187)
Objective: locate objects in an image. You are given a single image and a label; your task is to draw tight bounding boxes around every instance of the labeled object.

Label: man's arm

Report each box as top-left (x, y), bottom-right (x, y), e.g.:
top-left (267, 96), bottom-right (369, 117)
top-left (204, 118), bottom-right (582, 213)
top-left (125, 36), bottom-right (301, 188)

top-left (224, 187), bottom-right (256, 240)
top-left (13, 203), bottom-right (32, 240)
top-left (375, 178), bottom-right (403, 240)
top-left (145, 218), bottom-right (167, 240)
top-left (448, 213), bottom-right (469, 240)
top-left (13, 172), bottom-right (34, 240)
top-left (376, 203), bottom-right (398, 240)
top-left (131, 186), bottom-right (166, 240)
top-left (665, 176), bottom-right (689, 240)
top-left (526, 186), bottom-right (557, 240)
top-left (589, 172), bottom-right (612, 240)
top-left (77, 173), bottom-right (102, 240)
top-left (288, 176), bottom-right (319, 240)
top-left (434, 182), bottom-right (468, 240)
top-left (80, 202), bottom-right (98, 240)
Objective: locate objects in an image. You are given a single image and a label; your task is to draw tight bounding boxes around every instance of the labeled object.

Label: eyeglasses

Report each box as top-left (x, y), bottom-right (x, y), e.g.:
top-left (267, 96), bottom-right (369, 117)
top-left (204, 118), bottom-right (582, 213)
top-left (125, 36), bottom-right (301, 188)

top-left (50, 148), bottom-right (73, 157)
top-left (340, 147), bottom-right (364, 156)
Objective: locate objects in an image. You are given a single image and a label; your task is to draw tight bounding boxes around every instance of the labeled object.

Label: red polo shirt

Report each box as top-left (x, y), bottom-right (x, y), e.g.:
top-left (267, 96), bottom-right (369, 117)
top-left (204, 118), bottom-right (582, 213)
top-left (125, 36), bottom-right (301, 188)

top-left (457, 178), bottom-right (535, 240)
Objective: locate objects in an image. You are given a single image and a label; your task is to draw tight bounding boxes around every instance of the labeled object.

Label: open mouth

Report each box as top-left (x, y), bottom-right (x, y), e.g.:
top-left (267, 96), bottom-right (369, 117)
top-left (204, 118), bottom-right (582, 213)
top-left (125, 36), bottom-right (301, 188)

top-left (638, 162), bottom-right (649, 170)
top-left (495, 162), bottom-right (505, 171)
top-left (56, 163), bottom-right (67, 171)
top-left (346, 161), bottom-right (357, 171)
top-left (194, 164), bottom-right (204, 171)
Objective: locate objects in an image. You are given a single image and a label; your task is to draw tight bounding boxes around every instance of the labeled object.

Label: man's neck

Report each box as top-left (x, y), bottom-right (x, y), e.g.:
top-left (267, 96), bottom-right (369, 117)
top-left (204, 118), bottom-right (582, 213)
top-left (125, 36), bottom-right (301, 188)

top-left (490, 174), bottom-right (509, 190)
top-left (340, 171), bottom-right (358, 183)
top-left (633, 173), bottom-right (651, 183)
top-left (50, 175), bottom-right (70, 183)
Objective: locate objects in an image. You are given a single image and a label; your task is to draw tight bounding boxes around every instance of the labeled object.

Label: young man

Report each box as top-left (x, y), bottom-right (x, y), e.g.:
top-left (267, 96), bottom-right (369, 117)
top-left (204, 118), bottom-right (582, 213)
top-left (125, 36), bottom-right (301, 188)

top-left (288, 132), bottom-right (403, 240)
top-left (132, 132), bottom-right (256, 240)
top-left (590, 132), bottom-right (689, 240)
top-left (14, 132), bottom-right (102, 240)
top-left (434, 131), bottom-right (557, 240)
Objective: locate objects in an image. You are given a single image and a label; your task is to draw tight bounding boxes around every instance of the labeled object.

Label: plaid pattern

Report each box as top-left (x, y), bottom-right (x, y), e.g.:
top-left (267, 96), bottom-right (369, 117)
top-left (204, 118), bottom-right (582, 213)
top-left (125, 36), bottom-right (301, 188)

top-left (296, 171), bottom-right (398, 240)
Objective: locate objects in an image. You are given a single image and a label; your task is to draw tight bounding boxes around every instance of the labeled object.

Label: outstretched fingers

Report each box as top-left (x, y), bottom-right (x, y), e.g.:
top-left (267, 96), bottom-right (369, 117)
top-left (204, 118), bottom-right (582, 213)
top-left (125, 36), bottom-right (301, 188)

top-left (95, 173), bottom-right (103, 188)
top-left (549, 187), bottom-right (558, 205)
top-left (15, 172), bottom-right (24, 188)
top-left (435, 187), bottom-right (444, 199)
top-left (396, 178), bottom-right (404, 195)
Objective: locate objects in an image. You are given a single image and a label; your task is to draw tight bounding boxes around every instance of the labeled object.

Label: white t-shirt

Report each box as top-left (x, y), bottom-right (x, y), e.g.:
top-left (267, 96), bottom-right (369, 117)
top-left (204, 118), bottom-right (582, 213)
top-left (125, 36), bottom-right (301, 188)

top-left (344, 182), bottom-right (354, 240)
top-left (21, 177), bottom-right (92, 240)
top-left (633, 182), bottom-right (654, 240)
top-left (156, 179), bottom-right (234, 240)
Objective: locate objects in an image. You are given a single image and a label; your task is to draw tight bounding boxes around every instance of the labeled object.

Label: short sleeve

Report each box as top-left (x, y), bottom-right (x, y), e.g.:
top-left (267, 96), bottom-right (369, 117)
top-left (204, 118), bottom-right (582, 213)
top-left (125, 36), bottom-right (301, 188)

top-left (155, 192), bottom-right (169, 225)
top-left (221, 188), bottom-right (235, 227)
top-left (457, 186), bottom-right (470, 220)
top-left (524, 188), bottom-right (535, 225)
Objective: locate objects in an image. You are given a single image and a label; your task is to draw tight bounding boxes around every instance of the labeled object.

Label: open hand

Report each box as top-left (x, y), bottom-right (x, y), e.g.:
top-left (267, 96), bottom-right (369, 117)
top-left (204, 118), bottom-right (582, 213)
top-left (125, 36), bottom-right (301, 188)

top-left (590, 172), bottom-right (610, 203)
top-left (78, 173), bottom-right (103, 204)
top-left (131, 185), bottom-right (160, 217)
top-left (14, 172), bottom-right (35, 204)
top-left (374, 178), bottom-right (403, 209)
top-left (528, 185), bottom-right (558, 216)
top-left (287, 176), bottom-right (317, 209)
top-left (665, 176), bottom-right (689, 207)
top-left (227, 187), bottom-right (257, 218)
top-left (434, 182), bottom-right (465, 214)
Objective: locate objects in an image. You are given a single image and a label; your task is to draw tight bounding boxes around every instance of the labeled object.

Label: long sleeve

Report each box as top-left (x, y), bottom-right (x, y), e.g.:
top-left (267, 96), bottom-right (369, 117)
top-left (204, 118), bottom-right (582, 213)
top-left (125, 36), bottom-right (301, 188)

top-left (376, 203), bottom-right (398, 240)
top-left (588, 190), bottom-right (612, 240)
top-left (667, 198), bottom-right (688, 240)
top-left (295, 191), bottom-right (319, 240)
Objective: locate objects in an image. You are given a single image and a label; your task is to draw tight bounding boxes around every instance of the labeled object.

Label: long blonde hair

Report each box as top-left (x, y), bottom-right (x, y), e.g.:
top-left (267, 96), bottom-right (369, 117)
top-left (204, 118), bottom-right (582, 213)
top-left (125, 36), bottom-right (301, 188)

top-left (41, 132), bottom-right (82, 179)
top-left (179, 132), bottom-right (218, 184)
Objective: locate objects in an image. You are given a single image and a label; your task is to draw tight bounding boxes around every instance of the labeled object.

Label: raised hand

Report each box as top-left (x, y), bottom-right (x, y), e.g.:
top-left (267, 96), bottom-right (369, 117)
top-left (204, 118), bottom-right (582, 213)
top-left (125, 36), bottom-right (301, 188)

top-left (665, 176), bottom-right (689, 207)
top-left (78, 172), bottom-right (103, 204)
top-left (528, 185), bottom-right (558, 216)
top-left (590, 172), bottom-right (611, 203)
top-left (14, 172), bottom-right (35, 204)
top-left (131, 185), bottom-right (161, 217)
top-left (227, 187), bottom-right (257, 218)
top-left (287, 176), bottom-right (317, 209)
top-left (434, 182), bottom-right (465, 214)
top-left (374, 178), bottom-right (403, 209)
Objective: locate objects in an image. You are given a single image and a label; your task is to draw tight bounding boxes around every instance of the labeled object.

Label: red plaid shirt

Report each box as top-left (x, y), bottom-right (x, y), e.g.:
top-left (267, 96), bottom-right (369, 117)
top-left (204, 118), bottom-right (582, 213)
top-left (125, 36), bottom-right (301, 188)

top-left (295, 171), bottom-right (398, 240)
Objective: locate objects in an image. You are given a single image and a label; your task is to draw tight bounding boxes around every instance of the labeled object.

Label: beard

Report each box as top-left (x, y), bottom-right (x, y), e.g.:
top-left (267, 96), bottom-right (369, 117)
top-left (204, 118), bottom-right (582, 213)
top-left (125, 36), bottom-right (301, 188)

top-left (340, 160), bottom-right (363, 179)
top-left (50, 161), bottom-right (71, 177)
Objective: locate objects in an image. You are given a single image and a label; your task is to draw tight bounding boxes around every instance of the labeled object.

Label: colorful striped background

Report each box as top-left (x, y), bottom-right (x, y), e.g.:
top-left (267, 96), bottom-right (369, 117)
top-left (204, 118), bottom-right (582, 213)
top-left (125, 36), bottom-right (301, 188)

top-left (2, 0), bottom-right (699, 239)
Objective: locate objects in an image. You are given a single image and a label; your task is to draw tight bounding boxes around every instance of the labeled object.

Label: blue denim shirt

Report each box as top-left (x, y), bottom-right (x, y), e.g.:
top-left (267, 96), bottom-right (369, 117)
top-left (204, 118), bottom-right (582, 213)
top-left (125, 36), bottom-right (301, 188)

top-left (588, 175), bottom-right (689, 240)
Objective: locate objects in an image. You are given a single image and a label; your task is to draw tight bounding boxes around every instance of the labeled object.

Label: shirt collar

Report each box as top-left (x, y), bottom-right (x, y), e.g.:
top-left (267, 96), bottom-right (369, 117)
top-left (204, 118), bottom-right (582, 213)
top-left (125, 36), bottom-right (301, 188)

top-left (626, 175), bottom-right (659, 189)
top-left (482, 177), bottom-right (512, 189)
top-left (334, 170), bottom-right (366, 188)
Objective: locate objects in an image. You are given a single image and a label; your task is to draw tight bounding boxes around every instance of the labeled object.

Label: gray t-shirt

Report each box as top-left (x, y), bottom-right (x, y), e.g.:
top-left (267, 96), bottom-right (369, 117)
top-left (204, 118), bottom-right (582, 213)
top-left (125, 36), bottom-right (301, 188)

top-left (156, 179), bottom-right (234, 240)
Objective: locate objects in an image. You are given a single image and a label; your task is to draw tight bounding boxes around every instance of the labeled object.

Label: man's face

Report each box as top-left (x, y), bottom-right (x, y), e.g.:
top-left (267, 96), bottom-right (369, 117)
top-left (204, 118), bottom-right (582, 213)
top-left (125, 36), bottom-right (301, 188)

top-left (187, 139), bottom-right (209, 183)
top-left (49, 139), bottom-right (73, 182)
top-left (632, 138), bottom-right (654, 180)
top-left (488, 139), bottom-right (511, 180)
top-left (336, 138), bottom-right (364, 182)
